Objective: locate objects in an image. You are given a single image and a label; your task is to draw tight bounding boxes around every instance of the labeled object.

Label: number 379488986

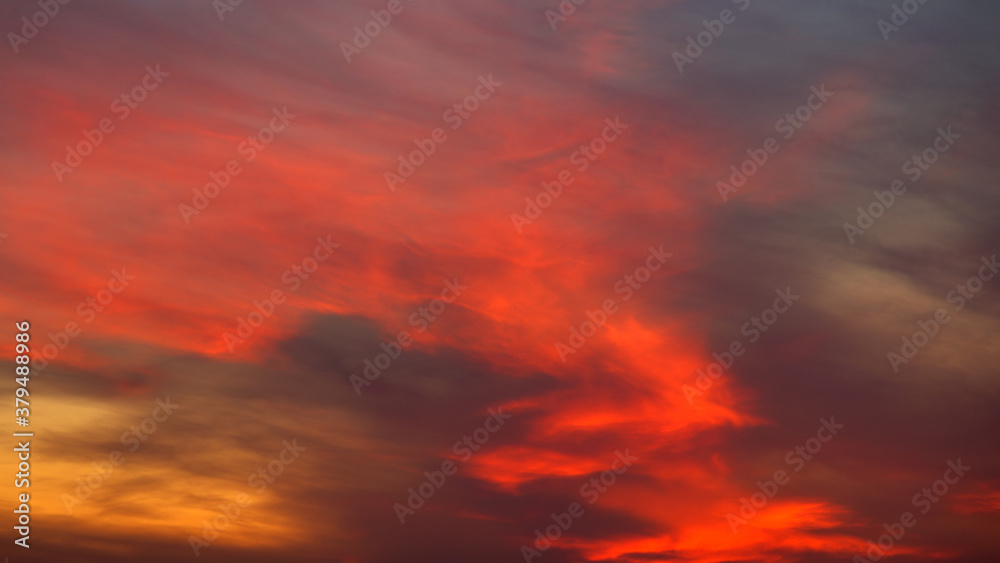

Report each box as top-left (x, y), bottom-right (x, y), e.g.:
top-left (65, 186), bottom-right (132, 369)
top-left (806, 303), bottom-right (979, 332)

top-left (15, 321), bottom-right (30, 425)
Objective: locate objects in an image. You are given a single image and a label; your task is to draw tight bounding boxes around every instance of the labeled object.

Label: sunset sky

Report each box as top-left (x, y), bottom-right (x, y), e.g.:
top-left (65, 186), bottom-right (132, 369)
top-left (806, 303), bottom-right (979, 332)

top-left (1, 0), bottom-right (999, 562)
